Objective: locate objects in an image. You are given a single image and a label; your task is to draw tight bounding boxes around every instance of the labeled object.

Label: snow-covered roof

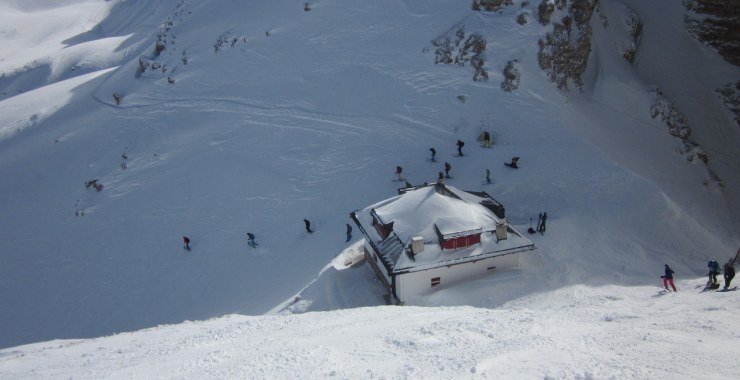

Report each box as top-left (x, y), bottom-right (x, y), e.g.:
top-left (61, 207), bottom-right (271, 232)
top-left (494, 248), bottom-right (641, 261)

top-left (434, 217), bottom-right (483, 238)
top-left (354, 184), bottom-right (535, 273)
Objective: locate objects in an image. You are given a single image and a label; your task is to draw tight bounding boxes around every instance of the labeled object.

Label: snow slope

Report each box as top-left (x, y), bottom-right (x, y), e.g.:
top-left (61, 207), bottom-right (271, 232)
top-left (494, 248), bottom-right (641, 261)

top-left (2, 278), bottom-right (739, 379)
top-left (0, 0), bottom-right (738, 374)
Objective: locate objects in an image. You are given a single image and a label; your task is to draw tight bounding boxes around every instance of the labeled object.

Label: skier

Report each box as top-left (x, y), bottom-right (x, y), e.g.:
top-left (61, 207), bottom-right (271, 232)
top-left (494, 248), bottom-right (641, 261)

top-left (247, 232), bottom-right (257, 247)
top-left (429, 147), bottom-right (437, 162)
top-left (723, 260), bottom-right (735, 290)
top-left (505, 156), bottom-right (519, 169)
top-left (661, 264), bottom-right (677, 292)
top-left (444, 162), bottom-right (451, 178)
top-left (437, 171), bottom-right (445, 184)
top-left (304, 219), bottom-right (313, 234)
top-left (456, 140), bottom-right (465, 156)
top-left (537, 212), bottom-right (547, 233)
top-left (536, 213), bottom-right (543, 231)
top-left (483, 131), bottom-right (491, 148)
top-left (486, 168), bottom-right (491, 184)
top-left (396, 165), bottom-right (403, 181)
top-left (346, 223), bottom-right (353, 242)
top-left (707, 257), bottom-right (720, 286)
top-left (183, 236), bottom-right (191, 251)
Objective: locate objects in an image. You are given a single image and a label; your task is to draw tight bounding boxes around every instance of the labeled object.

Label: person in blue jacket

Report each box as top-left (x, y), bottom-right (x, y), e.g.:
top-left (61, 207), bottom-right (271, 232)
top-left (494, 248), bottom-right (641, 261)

top-left (345, 224), bottom-right (353, 242)
top-left (707, 257), bottom-right (720, 286)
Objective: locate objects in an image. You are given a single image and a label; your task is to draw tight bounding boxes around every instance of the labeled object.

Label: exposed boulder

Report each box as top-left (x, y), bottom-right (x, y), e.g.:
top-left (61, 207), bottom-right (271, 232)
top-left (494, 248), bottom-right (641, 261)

top-left (432, 26), bottom-right (489, 82)
top-left (684, 0), bottom-right (740, 66)
top-left (472, 0), bottom-right (513, 12)
top-left (537, 0), bottom-right (597, 91)
top-left (501, 60), bottom-right (521, 92)
top-left (717, 81), bottom-right (740, 128)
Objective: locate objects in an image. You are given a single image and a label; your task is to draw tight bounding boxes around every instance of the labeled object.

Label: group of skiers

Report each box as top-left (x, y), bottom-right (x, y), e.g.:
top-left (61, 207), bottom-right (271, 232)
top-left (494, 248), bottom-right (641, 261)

top-left (706, 257), bottom-right (735, 291)
top-left (182, 219), bottom-right (355, 252)
top-left (183, 133), bottom-right (519, 253)
top-left (421, 133), bottom-right (520, 187)
top-left (660, 256), bottom-right (736, 292)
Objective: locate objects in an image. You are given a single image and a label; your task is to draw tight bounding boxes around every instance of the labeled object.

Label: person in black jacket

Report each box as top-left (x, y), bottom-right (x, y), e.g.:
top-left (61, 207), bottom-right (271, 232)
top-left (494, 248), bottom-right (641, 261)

top-left (505, 156), bottom-right (520, 169)
top-left (345, 224), bottom-right (352, 242)
top-left (662, 264), bottom-right (676, 291)
top-left (456, 140), bottom-right (465, 156)
top-left (537, 212), bottom-right (548, 233)
top-left (304, 219), bottom-right (313, 234)
top-left (723, 261), bottom-right (735, 290)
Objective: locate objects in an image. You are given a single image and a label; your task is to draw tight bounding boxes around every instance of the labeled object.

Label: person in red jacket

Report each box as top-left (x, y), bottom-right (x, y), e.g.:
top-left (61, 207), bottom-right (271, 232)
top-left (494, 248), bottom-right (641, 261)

top-left (662, 264), bottom-right (676, 291)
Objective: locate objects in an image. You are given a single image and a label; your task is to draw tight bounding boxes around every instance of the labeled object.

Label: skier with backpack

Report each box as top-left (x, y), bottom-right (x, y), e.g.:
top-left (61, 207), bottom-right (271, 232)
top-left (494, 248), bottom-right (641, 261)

top-left (444, 162), bottom-right (451, 178)
top-left (395, 165), bottom-right (403, 181)
top-left (429, 147), bottom-right (436, 162)
top-left (183, 236), bottom-right (191, 251)
top-left (456, 140), bottom-right (465, 156)
top-left (482, 131), bottom-right (491, 148)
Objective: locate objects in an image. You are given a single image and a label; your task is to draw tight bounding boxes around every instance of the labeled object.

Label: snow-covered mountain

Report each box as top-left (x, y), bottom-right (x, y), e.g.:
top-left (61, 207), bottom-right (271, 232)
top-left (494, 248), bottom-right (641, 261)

top-left (0, 0), bottom-right (738, 377)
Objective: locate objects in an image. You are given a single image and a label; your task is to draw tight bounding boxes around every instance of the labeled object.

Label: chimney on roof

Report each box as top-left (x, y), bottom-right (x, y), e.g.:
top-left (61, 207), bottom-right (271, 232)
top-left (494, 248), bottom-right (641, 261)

top-left (411, 236), bottom-right (425, 255)
top-left (495, 220), bottom-right (508, 241)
